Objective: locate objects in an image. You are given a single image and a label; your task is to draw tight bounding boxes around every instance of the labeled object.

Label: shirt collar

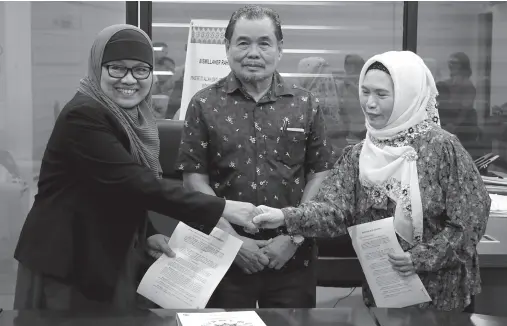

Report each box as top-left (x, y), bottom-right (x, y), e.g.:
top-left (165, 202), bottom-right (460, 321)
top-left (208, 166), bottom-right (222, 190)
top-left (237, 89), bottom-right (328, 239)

top-left (223, 71), bottom-right (295, 99)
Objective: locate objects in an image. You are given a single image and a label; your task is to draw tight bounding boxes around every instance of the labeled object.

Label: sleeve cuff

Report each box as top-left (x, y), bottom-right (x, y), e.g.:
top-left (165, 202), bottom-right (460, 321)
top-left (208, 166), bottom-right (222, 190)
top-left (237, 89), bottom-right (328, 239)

top-left (200, 197), bottom-right (226, 235)
top-left (408, 245), bottom-right (426, 272)
top-left (281, 207), bottom-right (303, 236)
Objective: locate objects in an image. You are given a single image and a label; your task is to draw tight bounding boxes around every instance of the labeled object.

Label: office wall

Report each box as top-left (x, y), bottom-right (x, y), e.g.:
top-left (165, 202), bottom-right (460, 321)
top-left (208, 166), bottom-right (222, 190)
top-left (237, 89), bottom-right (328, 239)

top-left (31, 1), bottom-right (126, 165)
top-left (0, 1), bottom-right (125, 309)
top-left (490, 3), bottom-right (507, 109)
top-left (416, 1), bottom-right (507, 160)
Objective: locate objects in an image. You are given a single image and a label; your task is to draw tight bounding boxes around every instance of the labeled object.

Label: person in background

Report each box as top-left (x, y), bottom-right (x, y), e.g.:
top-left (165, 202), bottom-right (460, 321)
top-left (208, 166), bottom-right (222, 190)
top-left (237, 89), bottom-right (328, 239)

top-left (13, 24), bottom-right (256, 312)
top-left (297, 57), bottom-right (346, 160)
top-left (153, 56), bottom-right (176, 96)
top-left (337, 54), bottom-right (366, 144)
top-left (152, 41), bottom-right (169, 62)
top-left (167, 45), bottom-right (187, 119)
top-left (441, 52), bottom-right (479, 153)
top-left (152, 56), bottom-right (176, 119)
top-left (176, 5), bottom-right (333, 309)
top-left (253, 51), bottom-right (490, 312)
top-left (436, 80), bottom-right (452, 127)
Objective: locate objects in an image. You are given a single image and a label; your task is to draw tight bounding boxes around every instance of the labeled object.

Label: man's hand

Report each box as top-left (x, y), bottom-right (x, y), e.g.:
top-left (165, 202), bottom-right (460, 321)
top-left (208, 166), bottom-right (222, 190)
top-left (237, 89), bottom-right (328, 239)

top-left (252, 205), bottom-right (286, 229)
top-left (234, 236), bottom-right (271, 274)
top-left (388, 252), bottom-right (416, 277)
top-left (261, 235), bottom-right (298, 270)
top-left (223, 200), bottom-right (258, 232)
top-left (146, 234), bottom-right (176, 259)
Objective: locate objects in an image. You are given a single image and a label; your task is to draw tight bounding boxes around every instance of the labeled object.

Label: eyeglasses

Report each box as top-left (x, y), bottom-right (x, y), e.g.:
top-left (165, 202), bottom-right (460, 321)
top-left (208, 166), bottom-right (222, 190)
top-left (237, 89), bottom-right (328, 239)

top-left (104, 64), bottom-right (153, 80)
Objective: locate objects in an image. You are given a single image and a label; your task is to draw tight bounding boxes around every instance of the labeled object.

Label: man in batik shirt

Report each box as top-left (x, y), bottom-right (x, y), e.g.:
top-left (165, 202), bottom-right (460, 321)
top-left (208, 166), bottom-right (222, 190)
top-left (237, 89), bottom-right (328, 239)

top-left (176, 5), bottom-right (334, 308)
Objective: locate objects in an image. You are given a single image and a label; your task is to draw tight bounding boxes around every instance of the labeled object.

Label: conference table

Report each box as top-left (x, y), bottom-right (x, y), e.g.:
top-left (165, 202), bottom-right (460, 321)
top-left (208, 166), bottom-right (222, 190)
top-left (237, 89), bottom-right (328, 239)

top-left (1, 307), bottom-right (507, 326)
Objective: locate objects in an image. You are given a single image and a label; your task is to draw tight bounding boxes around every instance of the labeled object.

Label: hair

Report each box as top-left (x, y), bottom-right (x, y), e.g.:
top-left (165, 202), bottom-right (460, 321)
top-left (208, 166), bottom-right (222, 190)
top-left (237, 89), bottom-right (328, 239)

top-left (157, 56), bottom-right (175, 67)
top-left (436, 81), bottom-right (450, 100)
top-left (366, 61), bottom-right (391, 75)
top-left (225, 5), bottom-right (283, 43)
top-left (449, 52), bottom-right (472, 78)
top-left (345, 54), bottom-right (365, 68)
top-left (153, 41), bottom-right (168, 49)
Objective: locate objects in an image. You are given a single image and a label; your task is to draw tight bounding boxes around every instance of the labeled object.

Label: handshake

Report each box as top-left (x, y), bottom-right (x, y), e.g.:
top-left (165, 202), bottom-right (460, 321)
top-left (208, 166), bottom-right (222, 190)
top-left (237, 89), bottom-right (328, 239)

top-left (222, 200), bottom-right (287, 231)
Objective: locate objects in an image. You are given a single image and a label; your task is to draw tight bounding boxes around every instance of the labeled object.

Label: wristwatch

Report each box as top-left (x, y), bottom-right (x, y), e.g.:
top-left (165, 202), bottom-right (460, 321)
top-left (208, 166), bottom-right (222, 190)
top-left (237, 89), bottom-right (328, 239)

top-left (290, 234), bottom-right (305, 247)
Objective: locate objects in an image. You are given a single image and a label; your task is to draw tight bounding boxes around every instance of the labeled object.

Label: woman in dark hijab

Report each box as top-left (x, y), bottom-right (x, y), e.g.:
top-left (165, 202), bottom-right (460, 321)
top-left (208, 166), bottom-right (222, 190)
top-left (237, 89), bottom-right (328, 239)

top-left (13, 24), bottom-right (255, 311)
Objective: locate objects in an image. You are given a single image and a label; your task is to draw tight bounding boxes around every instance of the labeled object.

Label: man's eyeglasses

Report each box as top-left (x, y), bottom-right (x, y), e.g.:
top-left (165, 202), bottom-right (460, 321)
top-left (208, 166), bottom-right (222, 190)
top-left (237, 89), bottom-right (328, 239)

top-left (104, 65), bottom-right (152, 80)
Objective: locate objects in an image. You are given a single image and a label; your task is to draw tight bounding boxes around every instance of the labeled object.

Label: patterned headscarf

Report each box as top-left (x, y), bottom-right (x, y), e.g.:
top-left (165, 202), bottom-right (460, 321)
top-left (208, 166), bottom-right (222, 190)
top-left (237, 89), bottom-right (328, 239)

top-left (358, 51), bottom-right (440, 245)
top-left (78, 24), bottom-right (162, 178)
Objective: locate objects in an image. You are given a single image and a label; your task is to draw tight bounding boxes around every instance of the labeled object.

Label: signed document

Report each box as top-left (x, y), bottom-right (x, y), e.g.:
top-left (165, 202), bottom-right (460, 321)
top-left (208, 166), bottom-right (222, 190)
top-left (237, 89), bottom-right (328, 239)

top-left (347, 217), bottom-right (431, 308)
top-left (176, 311), bottom-right (266, 326)
top-left (137, 222), bottom-right (242, 309)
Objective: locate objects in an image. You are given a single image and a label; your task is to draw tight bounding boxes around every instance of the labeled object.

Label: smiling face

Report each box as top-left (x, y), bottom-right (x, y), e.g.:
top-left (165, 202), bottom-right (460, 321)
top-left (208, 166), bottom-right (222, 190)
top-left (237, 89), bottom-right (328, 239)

top-left (359, 69), bottom-right (395, 129)
top-left (226, 17), bottom-right (282, 84)
top-left (100, 59), bottom-right (153, 109)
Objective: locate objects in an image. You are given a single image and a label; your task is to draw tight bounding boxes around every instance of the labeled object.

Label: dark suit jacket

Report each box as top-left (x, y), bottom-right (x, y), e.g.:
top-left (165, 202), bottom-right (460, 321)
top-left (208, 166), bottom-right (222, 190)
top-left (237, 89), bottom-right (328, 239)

top-left (14, 92), bottom-right (225, 301)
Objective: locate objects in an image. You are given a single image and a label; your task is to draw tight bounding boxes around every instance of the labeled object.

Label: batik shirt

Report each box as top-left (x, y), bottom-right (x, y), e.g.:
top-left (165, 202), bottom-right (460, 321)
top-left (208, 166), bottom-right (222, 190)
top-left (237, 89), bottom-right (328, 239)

top-left (177, 72), bottom-right (334, 272)
top-left (282, 125), bottom-right (491, 311)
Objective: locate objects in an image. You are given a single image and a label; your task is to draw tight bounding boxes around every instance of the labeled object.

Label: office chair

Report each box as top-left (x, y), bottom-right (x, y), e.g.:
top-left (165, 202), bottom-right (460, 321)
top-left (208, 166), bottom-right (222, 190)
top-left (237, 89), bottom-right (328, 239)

top-left (157, 119), bottom-right (184, 179)
top-left (148, 119), bottom-right (185, 237)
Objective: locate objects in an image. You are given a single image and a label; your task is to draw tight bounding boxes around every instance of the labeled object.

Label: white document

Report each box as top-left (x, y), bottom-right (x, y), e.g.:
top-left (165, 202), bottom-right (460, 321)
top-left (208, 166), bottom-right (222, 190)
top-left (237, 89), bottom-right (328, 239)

top-left (347, 217), bottom-right (431, 308)
top-left (177, 311), bottom-right (266, 326)
top-left (137, 222), bottom-right (242, 309)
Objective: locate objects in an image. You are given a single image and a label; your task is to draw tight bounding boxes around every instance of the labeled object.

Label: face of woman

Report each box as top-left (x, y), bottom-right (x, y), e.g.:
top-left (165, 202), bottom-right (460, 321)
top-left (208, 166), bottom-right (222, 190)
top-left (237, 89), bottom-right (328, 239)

top-left (448, 56), bottom-right (462, 77)
top-left (100, 59), bottom-right (153, 109)
top-left (360, 69), bottom-right (395, 129)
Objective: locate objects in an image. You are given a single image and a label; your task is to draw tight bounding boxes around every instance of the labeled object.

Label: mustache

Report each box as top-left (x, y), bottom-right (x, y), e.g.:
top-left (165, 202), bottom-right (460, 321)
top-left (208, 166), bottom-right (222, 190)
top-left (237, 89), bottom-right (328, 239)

top-left (242, 62), bottom-right (265, 68)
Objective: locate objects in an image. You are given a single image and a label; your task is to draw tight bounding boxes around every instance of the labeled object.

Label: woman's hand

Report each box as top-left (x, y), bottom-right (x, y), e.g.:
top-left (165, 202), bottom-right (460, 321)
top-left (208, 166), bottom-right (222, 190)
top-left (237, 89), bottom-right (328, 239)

top-left (252, 205), bottom-right (286, 229)
top-left (388, 252), bottom-right (416, 277)
top-left (222, 200), bottom-right (258, 232)
top-left (146, 234), bottom-right (176, 259)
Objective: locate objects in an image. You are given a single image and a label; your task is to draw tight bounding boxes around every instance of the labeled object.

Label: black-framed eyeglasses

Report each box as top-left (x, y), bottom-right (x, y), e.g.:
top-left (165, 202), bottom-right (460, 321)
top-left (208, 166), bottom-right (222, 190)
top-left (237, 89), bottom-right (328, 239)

top-left (104, 64), bottom-right (153, 80)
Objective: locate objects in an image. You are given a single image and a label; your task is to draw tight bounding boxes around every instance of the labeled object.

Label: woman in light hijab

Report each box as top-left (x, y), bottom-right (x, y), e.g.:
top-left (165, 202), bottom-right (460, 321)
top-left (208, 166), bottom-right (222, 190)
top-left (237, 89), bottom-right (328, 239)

top-left (13, 24), bottom-right (255, 311)
top-left (253, 51), bottom-right (490, 312)
top-left (297, 57), bottom-right (346, 158)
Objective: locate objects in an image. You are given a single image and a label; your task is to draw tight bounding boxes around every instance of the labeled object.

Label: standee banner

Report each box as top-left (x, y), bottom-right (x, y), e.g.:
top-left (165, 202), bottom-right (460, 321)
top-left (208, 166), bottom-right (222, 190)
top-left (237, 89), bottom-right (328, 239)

top-left (179, 19), bottom-right (231, 120)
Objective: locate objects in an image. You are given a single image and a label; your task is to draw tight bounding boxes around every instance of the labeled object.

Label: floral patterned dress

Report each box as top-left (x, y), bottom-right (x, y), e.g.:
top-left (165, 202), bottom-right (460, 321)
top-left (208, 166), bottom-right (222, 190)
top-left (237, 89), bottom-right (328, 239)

top-left (282, 125), bottom-right (491, 311)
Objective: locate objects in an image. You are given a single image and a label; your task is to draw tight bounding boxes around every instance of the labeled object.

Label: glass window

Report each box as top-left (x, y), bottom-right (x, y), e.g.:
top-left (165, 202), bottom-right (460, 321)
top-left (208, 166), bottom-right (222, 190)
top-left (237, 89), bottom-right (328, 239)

top-left (417, 1), bottom-right (507, 167)
top-left (0, 1), bottom-right (125, 309)
top-left (151, 1), bottom-right (404, 156)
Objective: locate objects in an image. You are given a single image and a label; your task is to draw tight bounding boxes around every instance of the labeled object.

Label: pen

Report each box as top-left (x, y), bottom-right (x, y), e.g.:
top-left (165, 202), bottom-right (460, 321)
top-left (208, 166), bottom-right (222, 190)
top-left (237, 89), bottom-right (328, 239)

top-left (280, 120), bottom-right (288, 134)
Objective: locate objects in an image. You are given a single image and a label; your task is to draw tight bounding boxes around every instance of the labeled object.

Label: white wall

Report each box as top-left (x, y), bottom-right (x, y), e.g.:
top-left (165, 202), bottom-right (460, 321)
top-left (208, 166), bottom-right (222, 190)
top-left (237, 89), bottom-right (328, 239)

top-left (151, 1), bottom-right (404, 78)
top-left (31, 1), bottom-right (125, 164)
top-left (0, 2), bottom-right (6, 150)
top-left (490, 2), bottom-right (507, 108)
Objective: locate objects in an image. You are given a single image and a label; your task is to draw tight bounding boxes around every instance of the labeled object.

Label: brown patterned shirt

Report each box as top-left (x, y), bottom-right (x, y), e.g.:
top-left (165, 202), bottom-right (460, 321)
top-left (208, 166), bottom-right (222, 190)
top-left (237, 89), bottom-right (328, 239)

top-left (177, 71), bottom-right (334, 272)
top-left (282, 126), bottom-right (491, 311)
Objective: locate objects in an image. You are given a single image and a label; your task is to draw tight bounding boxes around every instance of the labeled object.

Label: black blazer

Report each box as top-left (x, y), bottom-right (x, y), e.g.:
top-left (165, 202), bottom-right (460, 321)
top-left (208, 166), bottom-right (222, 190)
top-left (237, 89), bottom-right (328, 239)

top-left (14, 92), bottom-right (225, 301)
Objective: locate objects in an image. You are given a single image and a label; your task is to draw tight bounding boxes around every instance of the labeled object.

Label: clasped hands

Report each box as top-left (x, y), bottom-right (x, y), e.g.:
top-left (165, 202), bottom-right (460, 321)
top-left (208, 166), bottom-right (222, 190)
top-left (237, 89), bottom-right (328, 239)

top-left (222, 201), bottom-right (300, 273)
top-left (222, 200), bottom-right (287, 232)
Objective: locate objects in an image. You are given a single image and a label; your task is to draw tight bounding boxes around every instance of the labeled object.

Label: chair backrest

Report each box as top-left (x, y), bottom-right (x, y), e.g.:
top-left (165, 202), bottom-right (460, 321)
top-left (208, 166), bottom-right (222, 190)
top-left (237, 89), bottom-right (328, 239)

top-left (157, 119), bottom-right (184, 179)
